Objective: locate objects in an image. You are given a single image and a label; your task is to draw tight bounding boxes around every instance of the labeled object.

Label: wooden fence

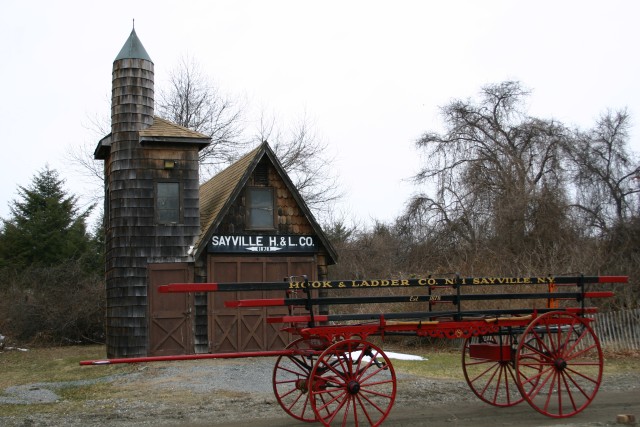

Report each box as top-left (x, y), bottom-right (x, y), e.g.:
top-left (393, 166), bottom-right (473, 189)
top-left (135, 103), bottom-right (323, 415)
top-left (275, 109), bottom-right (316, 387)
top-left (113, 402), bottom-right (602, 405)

top-left (588, 308), bottom-right (640, 352)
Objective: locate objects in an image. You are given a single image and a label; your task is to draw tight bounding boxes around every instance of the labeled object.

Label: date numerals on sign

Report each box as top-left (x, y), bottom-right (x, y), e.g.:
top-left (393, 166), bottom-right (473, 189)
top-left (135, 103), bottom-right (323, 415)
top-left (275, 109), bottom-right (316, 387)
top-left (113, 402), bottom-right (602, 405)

top-left (408, 295), bottom-right (441, 302)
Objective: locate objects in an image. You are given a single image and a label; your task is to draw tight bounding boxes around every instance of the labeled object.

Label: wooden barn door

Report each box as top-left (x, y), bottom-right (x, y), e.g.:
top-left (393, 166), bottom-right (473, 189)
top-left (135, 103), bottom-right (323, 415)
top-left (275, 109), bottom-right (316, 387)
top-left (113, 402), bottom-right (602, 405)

top-left (208, 256), bottom-right (316, 353)
top-left (148, 263), bottom-right (194, 356)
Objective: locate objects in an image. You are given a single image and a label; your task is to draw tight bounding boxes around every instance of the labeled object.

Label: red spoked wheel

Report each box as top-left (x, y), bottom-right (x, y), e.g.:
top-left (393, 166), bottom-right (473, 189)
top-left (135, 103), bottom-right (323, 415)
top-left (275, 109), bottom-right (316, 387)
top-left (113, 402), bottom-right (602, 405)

top-left (273, 338), bottom-right (328, 422)
top-left (462, 334), bottom-right (527, 407)
top-left (309, 339), bottom-right (396, 427)
top-left (515, 311), bottom-right (604, 418)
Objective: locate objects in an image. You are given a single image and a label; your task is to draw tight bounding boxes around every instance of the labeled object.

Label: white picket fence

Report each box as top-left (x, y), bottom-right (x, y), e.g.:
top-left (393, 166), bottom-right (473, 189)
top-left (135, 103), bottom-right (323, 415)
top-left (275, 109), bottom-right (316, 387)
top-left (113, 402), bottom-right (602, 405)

top-left (588, 308), bottom-right (640, 352)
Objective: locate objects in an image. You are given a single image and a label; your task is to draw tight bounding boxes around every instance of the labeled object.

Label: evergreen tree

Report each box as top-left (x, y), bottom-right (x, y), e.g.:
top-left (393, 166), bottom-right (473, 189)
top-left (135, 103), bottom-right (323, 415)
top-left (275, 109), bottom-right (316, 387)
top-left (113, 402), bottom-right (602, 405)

top-left (0, 166), bottom-right (93, 269)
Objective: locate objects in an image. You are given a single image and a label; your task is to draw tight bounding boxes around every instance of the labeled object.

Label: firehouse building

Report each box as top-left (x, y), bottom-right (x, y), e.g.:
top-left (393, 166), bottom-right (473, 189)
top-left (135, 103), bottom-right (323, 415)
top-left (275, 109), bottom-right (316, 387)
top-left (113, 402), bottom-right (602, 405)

top-left (95, 29), bottom-right (337, 358)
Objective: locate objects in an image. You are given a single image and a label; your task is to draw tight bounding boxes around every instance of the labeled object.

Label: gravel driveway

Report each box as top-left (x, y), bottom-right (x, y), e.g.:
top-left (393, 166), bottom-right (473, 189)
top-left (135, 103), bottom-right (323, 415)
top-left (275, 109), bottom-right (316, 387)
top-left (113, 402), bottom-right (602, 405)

top-left (1, 355), bottom-right (639, 427)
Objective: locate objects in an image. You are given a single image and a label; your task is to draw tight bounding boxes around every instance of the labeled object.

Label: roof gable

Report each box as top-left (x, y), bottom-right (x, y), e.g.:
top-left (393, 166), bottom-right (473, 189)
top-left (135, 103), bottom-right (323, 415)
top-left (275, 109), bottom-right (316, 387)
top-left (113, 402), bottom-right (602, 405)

top-left (197, 145), bottom-right (261, 253)
top-left (195, 142), bottom-right (337, 263)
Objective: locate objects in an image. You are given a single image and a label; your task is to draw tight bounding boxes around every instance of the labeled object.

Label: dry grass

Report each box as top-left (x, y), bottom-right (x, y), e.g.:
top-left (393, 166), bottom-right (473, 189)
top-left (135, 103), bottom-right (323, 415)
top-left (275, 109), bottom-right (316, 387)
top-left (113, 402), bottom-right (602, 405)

top-left (391, 348), bottom-right (463, 379)
top-left (0, 345), bottom-right (133, 389)
top-left (0, 345), bottom-right (135, 417)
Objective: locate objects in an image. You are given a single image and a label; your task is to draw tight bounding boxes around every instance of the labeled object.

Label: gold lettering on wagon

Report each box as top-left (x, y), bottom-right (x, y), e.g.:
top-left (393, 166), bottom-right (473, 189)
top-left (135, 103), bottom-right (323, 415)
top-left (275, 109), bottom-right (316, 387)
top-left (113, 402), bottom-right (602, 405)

top-left (471, 277), bottom-right (555, 285)
top-left (288, 281), bottom-right (334, 289)
top-left (286, 276), bottom-right (558, 289)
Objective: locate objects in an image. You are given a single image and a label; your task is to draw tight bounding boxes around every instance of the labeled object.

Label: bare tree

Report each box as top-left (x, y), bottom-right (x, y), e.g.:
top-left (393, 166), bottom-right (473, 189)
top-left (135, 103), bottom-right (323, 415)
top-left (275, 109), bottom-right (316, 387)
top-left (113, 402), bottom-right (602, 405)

top-left (407, 81), bottom-right (574, 259)
top-left (155, 58), bottom-right (342, 217)
top-left (252, 109), bottom-right (343, 218)
top-left (70, 52), bottom-right (343, 227)
top-left (65, 103), bottom-right (111, 208)
top-left (156, 55), bottom-right (247, 176)
top-left (565, 109), bottom-right (640, 233)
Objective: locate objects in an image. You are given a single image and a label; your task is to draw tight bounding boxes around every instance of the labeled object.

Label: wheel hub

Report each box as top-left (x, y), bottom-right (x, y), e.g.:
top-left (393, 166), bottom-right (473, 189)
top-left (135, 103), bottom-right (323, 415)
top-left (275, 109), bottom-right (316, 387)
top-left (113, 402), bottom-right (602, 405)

top-left (295, 378), bottom-right (308, 393)
top-left (554, 358), bottom-right (567, 371)
top-left (347, 380), bottom-right (361, 395)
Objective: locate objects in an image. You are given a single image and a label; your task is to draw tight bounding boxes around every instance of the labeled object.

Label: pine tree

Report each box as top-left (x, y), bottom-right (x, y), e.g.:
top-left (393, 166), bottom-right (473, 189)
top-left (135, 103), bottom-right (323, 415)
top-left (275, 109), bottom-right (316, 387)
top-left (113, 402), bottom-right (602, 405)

top-left (0, 166), bottom-right (93, 269)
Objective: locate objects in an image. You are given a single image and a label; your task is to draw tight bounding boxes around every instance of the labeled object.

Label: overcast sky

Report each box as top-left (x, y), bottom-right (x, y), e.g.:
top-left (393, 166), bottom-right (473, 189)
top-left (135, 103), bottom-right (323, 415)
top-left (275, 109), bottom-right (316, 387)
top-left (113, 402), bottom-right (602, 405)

top-left (1, 0), bottom-right (639, 228)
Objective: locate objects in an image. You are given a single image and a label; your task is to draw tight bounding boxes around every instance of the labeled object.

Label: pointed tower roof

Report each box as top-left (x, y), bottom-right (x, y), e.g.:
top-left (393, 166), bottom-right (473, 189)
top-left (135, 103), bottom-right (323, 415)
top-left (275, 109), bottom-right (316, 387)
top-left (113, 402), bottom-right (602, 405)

top-left (115, 28), bottom-right (152, 62)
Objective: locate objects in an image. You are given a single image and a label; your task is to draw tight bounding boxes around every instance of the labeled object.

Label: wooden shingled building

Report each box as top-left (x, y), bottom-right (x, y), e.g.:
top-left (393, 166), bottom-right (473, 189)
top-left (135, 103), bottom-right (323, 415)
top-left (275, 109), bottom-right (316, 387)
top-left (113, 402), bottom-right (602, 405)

top-left (95, 29), bottom-right (337, 358)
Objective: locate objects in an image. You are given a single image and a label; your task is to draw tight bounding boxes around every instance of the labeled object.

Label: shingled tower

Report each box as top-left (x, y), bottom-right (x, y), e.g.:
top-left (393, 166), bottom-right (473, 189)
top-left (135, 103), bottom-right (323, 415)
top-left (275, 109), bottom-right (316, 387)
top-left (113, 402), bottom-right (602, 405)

top-left (95, 28), bottom-right (211, 358)
top-left (97, 28), bottom-right (155, 358)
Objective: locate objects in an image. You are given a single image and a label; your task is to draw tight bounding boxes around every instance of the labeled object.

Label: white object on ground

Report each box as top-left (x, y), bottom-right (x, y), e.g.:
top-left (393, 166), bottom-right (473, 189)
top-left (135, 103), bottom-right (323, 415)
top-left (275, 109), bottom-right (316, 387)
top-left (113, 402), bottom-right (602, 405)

top-left (349, 350), bottom-right (426, 361)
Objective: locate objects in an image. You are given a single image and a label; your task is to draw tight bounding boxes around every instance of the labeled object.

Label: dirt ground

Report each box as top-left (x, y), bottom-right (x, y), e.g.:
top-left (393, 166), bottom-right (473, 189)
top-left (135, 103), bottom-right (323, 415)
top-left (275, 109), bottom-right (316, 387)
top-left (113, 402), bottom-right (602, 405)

top-left (1, 355), bottom-right (639, 427)
top-left (203, 368), bottom-right (640, 427)
top-left (208, 390), bottom-right (640, 427)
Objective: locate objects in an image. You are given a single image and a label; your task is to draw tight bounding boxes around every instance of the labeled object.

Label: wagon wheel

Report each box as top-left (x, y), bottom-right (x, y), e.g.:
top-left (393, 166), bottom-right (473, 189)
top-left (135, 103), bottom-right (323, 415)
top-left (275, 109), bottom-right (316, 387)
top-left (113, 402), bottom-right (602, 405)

top-left (308, 339), bottom-right (396, 427)
top-left (462, 334), bottom-right (527, 407)
top-left (272, 338), bottom-right (328, 422)
top-left (515, 311), bottom-right (604, 418)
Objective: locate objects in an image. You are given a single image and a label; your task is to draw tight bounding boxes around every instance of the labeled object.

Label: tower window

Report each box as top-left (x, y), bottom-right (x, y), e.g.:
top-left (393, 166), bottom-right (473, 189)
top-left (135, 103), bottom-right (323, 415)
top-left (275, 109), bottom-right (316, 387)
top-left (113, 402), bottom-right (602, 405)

top-left (246, 187), bottom-right (274, 229)
top-left (157, 182), bottom-right (181, 224)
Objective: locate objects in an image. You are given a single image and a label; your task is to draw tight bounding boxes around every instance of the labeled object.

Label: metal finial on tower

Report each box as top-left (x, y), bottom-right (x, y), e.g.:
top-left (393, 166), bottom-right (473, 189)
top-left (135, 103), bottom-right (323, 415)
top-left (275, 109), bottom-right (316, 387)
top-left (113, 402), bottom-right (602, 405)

top-left (133, 18), bottom-right (135, 29)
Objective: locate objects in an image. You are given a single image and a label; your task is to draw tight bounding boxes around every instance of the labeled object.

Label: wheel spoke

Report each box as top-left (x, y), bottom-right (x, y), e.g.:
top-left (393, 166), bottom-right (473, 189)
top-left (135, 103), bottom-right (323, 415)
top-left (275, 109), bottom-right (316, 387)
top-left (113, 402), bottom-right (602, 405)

top-left (560, 371), bottom-right (579, 414)
top-left (341, 394), bottom-right (353, 427)
top-left (358, 364), bottom-right (388, 385)
top-left (277, 363), bottom-right (307, 377)
top-left (492, 365), bottom-right (505, 403)
top-left (563, 367), bottom-right (598, 398)
top-left (472, 361), bottom-right (500, 386)
top-left (286, 390), bottom-right (307, 413)
top-left (542, 370), bottom-right (558, 414)
top-left (359, 384), bottom-right (396, 400)
top-left (356, 393), bottom-right (377, 425)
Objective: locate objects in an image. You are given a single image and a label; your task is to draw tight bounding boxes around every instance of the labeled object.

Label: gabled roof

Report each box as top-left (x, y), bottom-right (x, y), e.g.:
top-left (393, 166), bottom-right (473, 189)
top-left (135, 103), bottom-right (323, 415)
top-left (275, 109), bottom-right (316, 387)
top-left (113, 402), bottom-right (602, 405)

top-left (194, 141), bottom-right (337, 264)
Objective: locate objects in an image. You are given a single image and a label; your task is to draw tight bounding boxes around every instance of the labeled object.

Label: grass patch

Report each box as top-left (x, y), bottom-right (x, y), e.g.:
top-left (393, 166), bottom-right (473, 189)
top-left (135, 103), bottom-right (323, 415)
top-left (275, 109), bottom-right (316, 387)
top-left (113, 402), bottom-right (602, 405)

top-left (391, 348), bottom-right (462, 380)
top-left (603, 350), bottom-right (640, 374)
top-left (0, 345), bottom-right (136, 417)
top-left (0, 345), bottom-right (134, 389)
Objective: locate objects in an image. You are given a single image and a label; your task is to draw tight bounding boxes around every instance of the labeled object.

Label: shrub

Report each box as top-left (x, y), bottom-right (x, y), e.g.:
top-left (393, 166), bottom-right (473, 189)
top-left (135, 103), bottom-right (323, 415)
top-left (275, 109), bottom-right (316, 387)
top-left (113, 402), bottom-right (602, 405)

top-left (0, 262), bottom-right (105, 345)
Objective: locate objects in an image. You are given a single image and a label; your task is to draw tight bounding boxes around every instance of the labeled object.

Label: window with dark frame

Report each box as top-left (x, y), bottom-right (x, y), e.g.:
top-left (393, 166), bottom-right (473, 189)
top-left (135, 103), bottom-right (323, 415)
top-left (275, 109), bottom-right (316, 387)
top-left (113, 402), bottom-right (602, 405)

top-left (157, 182), bottom-right (181, 224)
top-left (246, 187), bottom-right (275, 229)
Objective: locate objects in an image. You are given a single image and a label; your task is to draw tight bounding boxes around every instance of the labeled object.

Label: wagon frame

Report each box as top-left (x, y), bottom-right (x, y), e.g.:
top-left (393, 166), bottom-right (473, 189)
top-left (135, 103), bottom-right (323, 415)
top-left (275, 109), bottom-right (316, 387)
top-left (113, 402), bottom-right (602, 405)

top-left (82, 274), bottom-right (628, 426)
